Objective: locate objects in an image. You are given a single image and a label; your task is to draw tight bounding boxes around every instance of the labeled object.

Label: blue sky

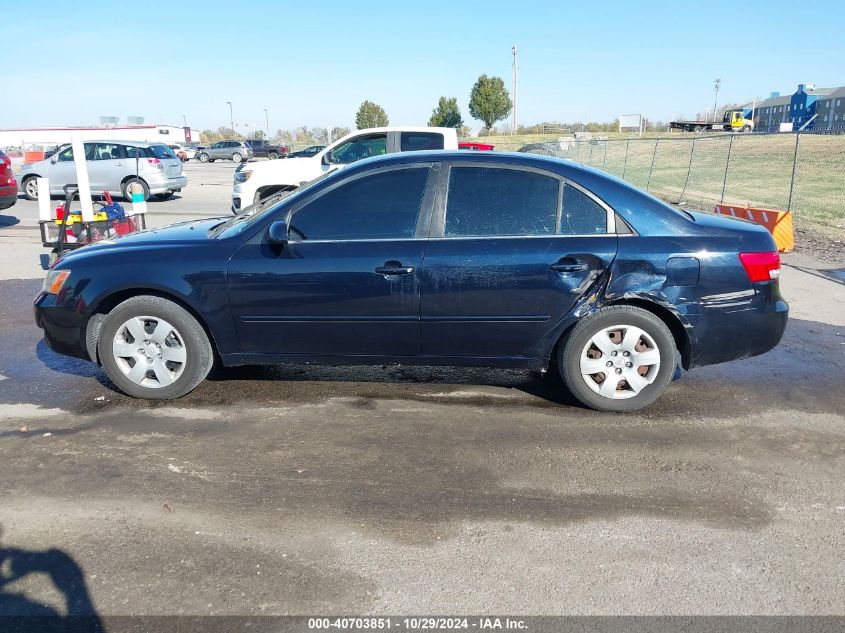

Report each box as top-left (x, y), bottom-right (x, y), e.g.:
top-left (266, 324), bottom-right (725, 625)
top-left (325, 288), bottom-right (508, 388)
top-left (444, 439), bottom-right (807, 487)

top-left (2, 0), bottom-right (844, 133)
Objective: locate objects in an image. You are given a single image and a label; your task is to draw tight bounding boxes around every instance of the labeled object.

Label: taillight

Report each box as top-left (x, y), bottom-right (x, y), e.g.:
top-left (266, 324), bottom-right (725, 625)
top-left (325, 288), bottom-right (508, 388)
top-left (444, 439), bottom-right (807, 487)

top-left (146, 158), bottom-right (163, 170)
top-left (739, 251), bottom-right (780, 282)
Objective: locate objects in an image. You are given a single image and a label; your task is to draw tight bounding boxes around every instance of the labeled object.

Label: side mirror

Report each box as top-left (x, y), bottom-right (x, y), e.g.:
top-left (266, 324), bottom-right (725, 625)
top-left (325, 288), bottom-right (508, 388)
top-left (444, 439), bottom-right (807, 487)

top-left (321, 150), bottom-right (333, 165)
top-left (268, 219), bottom-right (289, 245)
top-left (51, 154), bottom-right (59, 164)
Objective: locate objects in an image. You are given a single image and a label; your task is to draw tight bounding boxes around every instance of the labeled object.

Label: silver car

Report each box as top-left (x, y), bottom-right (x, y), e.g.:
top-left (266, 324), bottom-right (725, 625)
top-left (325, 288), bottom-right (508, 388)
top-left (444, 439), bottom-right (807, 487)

top-left (16, 141), bottom-right (187, 201)
top-left (196, 140), bottom-right (253, 163)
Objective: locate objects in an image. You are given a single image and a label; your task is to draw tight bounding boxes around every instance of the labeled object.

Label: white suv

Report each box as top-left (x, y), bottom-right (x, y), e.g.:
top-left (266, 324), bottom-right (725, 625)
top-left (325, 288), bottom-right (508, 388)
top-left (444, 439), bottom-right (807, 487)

top-left (231, 127), bottom-right (458, 213)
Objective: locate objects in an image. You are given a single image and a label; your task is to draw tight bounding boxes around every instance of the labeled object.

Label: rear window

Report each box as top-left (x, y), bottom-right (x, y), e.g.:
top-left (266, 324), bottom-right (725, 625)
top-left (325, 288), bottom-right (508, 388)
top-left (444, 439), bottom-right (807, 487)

top-left (147, 144), bottom-right (177, 159)
top-left (400, 132), bottom-right (444, 152)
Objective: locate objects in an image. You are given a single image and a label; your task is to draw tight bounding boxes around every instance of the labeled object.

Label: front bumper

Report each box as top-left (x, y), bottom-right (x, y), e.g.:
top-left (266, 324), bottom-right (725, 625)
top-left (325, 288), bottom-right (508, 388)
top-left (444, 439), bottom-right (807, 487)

top-left (0, 187), bottom-right (16, 210)
top-left (34, 292), bottom-right (92, 361)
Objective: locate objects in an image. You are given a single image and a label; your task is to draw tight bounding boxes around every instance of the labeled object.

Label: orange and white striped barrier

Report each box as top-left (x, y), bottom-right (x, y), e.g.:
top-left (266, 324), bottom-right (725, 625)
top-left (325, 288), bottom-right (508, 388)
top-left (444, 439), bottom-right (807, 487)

top-left (713, 204), bottom-right (794, 253)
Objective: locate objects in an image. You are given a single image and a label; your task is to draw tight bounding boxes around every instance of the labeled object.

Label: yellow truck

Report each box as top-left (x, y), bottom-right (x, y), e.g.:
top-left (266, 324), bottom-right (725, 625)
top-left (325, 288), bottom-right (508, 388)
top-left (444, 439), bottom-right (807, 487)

top-left (670, 109), bottom-right (754, 133)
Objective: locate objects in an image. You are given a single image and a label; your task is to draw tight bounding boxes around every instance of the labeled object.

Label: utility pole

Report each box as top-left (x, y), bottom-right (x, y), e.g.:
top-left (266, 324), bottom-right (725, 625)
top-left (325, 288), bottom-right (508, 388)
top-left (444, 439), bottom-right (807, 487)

top-left (226, 101), bottom-right (233, 136)
top-left (264, 108), bottom-right (269, 138)
top-left (512, 45), bottom-right (518, 135)
top-left (712, 79), bottom-right (721, 123)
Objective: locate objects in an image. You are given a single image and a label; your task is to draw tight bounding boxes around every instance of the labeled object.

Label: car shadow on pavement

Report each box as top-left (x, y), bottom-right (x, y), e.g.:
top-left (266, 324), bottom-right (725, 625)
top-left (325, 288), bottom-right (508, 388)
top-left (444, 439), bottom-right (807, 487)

top-left (784, 263), bottom-right (845, 286)
top-left (0, 215), bottom-right (21, 229)
top-left (0, 526), bottom-right (103, 630)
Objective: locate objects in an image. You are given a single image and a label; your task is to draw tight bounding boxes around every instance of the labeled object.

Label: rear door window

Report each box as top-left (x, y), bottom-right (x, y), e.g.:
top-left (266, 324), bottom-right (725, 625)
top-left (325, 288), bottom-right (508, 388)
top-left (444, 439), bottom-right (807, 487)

top-left (290, 167), bottom-right (430, 241)
top-left (400, 132), bottom-right (445, 152)
top-left (93, 143), bottom-right (126, 160)
top-left (444, 166), bottom-right (559, 237)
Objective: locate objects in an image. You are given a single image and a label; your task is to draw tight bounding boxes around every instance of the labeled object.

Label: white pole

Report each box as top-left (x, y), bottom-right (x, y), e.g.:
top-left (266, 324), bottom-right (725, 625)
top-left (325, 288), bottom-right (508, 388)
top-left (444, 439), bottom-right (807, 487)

top-left (70, 135), bottom-right (95, 222)
top-left (37, 178), bottom-right (51, 222)
top-left (512, 45), bottom-right (518, 135)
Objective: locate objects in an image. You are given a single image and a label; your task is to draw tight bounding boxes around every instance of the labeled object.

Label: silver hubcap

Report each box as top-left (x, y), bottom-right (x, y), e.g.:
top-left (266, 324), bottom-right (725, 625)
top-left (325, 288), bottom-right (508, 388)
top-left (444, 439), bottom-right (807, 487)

top-left (580, 325), bottom-right (661, 400)
top-left (25, 179), bottom-right (38, 197)
top-left (199, 154), bottom-right (207, 162)
top-left (232, 153), bottom-right (242, 162)
top-left (112, 316), bottom-right (187, 388)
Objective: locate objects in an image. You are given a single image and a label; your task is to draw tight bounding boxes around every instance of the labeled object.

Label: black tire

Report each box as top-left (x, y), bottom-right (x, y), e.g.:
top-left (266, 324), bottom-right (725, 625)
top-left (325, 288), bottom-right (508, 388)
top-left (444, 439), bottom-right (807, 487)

top-left (98, 296), bottom-right (213, 399)
top-left (48, 249), bottom-right (59, 268)
top-left (268, 152), bottom-right (279, 160)
top-left (22, 176), bottom-right (40, 201)
top-left (154, 192), bottom-right (173, 200)
top-left (742, 125), bottom-right (752, 133)
top-left (557, 305), bottom-right (676, 412)
top-left (208, 158), bottom-right (216, 163)
top-left (197, 152), bottom-right (209, 163)
top-left (121, 178), bottom-right (149, 202)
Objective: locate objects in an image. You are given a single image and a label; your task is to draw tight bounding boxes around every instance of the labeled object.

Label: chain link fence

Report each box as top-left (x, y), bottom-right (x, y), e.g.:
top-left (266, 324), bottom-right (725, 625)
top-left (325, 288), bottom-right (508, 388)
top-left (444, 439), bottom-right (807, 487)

top-left (487, 133), bottom-right (845, 240)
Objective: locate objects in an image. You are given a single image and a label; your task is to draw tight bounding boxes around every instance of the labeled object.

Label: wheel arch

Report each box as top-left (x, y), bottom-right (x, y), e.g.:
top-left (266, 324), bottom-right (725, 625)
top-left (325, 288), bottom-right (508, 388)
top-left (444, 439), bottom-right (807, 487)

top-left (85, 287), bottom-right (220, 365)
top-left (604, 298), bottom-right (692, 369)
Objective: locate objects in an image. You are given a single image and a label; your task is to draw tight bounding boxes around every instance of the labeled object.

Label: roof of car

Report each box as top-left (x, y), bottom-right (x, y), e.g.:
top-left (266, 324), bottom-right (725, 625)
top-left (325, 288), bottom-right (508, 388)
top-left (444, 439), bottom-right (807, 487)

top-left (74, 140), bottom-right (171, 147)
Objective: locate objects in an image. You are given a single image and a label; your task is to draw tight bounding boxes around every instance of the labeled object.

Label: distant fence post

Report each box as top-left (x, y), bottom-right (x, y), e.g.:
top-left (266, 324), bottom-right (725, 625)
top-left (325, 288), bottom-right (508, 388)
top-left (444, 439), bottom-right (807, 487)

top-left (679, 137), bottom-right (696, 203)
top-left (575, 141), bottom-right (581, 161)
top-left (646, 139), bottom-right (659, 191)
top-left (719, 134), bottom-right (734, 203)
top-left (621, 139), bottom-right (630, 179)
top-left (602, 140), bottom-right (608, 169)
top-left (588, 143), bottom-right (594, 165)
top-left (787, 133), bottom-right (800, 212)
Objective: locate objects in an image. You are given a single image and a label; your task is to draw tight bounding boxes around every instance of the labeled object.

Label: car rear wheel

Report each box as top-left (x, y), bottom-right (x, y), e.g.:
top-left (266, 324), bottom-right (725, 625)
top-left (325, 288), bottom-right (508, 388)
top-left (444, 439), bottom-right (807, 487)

top-left (232, 152), bottom-right (243, 163)
top-left (197, 152), bottom-right (209, 163)
top-left (558, 305), bottom-right (676, 412)
top-left (22, 176), bottom-right (40, 201)
top-left (268, 152), bottom-right (279, 160)
top-left (98, 296), bottom-right (213, 399)
top-left (121, 178), bottom-right (149, 202)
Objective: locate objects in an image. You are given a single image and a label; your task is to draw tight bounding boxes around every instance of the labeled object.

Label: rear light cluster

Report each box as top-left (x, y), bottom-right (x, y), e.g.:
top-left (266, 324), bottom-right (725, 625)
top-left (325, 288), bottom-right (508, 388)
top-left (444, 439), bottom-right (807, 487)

top-left (739, 251), bottom-right (780, 282)
top-left (146, 158), bottom-right (164, 170)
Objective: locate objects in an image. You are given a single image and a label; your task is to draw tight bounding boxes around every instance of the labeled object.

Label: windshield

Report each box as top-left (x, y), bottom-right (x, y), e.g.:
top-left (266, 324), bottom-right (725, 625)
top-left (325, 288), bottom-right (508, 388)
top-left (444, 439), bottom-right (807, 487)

top-left (208, 169), bottom-right (340, 239)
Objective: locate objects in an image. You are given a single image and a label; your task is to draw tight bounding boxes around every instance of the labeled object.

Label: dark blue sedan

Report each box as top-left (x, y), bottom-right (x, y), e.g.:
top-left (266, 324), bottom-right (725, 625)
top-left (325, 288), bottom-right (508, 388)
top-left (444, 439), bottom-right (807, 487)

top-left (34, 151), bottom-right (788, 411)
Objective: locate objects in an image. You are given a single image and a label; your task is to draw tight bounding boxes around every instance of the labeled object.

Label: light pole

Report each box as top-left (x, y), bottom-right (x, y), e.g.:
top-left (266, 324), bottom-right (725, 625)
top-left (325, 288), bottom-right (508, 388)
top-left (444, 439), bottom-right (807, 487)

top-left (182, 115), bottom-right (187, 128)
top-left (712, 79), bottom-right (721, 123)
top-left (226, 101), bottom-right (233, 136)
top-left (264, 108), bottom-right (269, 139)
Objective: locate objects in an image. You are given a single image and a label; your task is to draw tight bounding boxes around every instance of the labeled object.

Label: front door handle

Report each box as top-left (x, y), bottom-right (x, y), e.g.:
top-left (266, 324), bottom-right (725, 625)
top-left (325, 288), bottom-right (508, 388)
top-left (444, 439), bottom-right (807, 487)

top-left (550, 261), bottom-right (588, 273)
top-left (375, 261), bottom-right (414, 276)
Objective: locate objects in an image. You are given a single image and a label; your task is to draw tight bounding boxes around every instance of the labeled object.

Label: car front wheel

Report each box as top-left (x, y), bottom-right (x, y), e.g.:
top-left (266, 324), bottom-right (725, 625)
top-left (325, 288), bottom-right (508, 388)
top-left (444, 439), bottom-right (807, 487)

top-left (98, 296), bottom-right (213, 399)
top-left (197, 153), bottom-right (209, 162)
top-left (558, 305), bottom-right (676, 412)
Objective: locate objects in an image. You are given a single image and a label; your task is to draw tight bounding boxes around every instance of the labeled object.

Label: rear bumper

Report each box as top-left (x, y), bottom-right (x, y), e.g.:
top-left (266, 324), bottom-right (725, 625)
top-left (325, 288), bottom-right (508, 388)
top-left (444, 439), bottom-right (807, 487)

top-left (688, 282), bottom-right (788, 368)
top-left (34, 292), bottom-right (91, 361)
top-left (147, 175), bottom-right (188, 194)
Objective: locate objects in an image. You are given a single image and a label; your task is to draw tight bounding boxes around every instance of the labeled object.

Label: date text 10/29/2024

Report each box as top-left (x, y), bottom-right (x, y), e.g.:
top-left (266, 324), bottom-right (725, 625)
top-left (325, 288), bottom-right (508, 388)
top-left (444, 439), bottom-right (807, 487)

top-left (308, 617), bottom-right (528, 630)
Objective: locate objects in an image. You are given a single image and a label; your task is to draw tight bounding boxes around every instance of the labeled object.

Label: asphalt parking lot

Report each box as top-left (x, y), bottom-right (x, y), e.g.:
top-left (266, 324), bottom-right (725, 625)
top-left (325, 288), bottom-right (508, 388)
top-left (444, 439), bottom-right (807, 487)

top-left (1, 161), bottom-right (844, 615)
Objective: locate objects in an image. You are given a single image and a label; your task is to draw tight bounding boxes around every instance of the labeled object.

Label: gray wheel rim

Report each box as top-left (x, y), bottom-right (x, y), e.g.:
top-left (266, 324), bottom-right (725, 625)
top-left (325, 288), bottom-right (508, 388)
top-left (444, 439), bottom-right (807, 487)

top-left (25, 179), bottom-right (38, 198)
top-left (199, 153), bottom-right (208, 162)
top-left (112, 316), bottom-right (187, 388)
top-left (579, 325), bottom-right (661, 400)
top-left (232, 153), bottom-right (242, 163)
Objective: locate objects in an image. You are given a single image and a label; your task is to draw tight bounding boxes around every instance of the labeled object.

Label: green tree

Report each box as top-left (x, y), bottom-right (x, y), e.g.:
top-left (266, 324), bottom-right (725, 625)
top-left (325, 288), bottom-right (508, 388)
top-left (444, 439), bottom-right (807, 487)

top-left (355, 100), bottom-right (389, 129)
top-left (428, 96), bottom-right (464, 130)
top-left (468, 75), bottom-right (512, 134)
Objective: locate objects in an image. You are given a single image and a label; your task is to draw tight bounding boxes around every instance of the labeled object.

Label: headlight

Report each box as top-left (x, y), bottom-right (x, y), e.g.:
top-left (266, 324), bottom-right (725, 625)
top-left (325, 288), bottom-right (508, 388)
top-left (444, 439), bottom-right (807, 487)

top-left (42, 269), bottom-right (70, 295)
top-left (234, 170), bottom-right (252, 183)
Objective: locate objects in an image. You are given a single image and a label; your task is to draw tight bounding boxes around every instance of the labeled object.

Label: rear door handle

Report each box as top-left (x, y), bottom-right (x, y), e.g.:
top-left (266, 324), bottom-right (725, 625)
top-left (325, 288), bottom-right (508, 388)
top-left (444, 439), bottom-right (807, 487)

top-left (375, 262), bottom-right (414, 276)
top-left (550, 262), bottom-right (588, 273)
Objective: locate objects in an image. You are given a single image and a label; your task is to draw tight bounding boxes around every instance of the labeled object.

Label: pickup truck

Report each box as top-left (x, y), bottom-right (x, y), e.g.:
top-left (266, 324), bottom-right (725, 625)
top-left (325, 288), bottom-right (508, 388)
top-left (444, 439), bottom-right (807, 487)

top-left (231, 127), bottom-right (458, 213)
top-left (244, 139), bottom-right (288, 160)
